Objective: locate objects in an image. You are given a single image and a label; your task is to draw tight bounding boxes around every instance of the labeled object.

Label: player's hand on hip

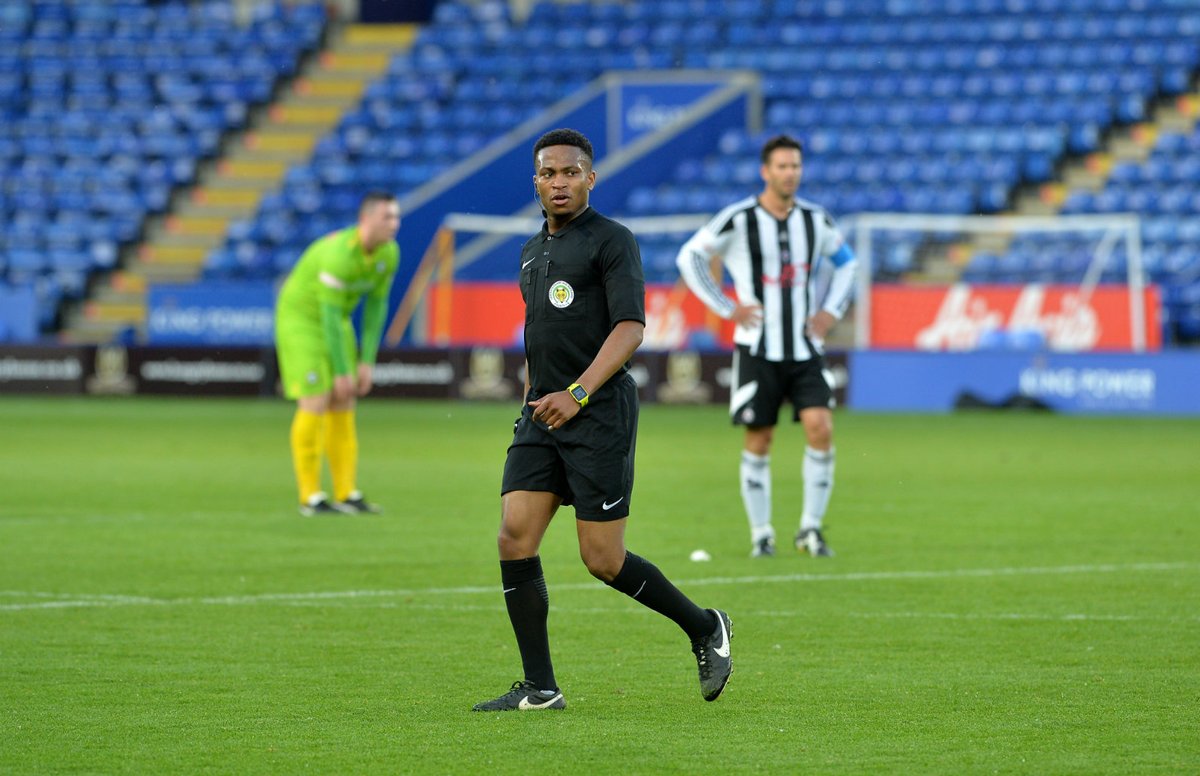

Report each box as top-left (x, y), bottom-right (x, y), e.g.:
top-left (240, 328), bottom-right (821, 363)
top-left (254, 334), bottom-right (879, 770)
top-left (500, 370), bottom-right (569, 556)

top-left (732, 302), bottom-right (763, 328)
top-left (528, 392), bottom-right (580, 431)
top-left (356, 363), bottom-right (374, 396)
top-left (332, 374), bottom-right (355, 403)
top-left (808, 310), bottom-right (836, 339)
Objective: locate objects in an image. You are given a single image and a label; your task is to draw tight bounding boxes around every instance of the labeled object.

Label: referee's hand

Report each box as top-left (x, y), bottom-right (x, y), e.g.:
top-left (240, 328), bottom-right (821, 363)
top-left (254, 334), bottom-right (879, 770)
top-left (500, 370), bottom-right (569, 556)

top-left (528, 392), bottom-right (580, 431)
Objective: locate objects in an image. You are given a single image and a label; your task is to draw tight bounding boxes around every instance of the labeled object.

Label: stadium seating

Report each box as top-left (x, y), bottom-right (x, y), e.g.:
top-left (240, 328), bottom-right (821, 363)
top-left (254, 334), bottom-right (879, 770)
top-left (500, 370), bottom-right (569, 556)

top-left (4, 0), bottom-right (1199, 345)
top-left (0, 0), bottom-right (324, 340)
top-left (1039, 123), bottom-right (1200, 341)
top-left (202, 0), bottom-right (1198, 345)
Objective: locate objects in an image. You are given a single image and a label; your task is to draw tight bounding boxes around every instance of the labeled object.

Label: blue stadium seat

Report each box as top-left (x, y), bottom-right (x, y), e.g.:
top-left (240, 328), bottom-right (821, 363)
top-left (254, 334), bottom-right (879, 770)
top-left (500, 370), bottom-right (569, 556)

top-left (0, 0), bottom-right (323, 331)
top-left (15, 0), bottom-right (1174, 339)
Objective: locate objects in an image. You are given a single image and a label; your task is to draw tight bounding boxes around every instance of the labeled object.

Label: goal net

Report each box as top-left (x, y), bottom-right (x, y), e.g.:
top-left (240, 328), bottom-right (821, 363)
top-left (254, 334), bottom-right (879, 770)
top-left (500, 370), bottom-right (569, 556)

top-left (387, 211), bottom-right (1155, 354)
top-left (386, 212), bottom-right (716, 350)
top-left (845, 212), bottom-right (1153, 352)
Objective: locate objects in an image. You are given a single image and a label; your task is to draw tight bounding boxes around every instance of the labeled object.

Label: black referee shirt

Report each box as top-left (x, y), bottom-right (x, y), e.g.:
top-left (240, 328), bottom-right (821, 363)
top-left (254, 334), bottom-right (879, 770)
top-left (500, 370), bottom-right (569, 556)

top-left (518, 207), bottom-right (645, 396)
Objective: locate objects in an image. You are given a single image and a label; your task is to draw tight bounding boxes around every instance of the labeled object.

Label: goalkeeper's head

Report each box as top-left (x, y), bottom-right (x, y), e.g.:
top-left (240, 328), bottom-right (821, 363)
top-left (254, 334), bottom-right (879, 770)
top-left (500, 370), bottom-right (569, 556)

top-left (357, 191), bottom-right (401, 250)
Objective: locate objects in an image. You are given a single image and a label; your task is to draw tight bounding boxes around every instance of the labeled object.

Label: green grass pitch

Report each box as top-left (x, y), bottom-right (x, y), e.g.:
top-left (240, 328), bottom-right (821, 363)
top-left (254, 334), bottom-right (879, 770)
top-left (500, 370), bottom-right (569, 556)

top-left (1, 396), bottom-right (1197, 774)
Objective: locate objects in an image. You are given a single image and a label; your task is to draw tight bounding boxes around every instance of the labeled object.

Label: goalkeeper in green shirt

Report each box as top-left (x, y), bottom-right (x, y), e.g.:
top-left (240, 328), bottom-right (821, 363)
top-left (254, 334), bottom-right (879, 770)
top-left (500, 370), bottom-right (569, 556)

top-left (274, 191), bottom-right (401, 516)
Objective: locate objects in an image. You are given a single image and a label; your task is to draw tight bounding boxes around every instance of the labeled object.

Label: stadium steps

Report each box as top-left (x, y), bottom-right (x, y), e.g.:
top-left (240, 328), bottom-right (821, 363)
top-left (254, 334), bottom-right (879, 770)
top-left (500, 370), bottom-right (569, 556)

top-left (1020, 89), bottom-right (1200, 217)
top-left (60, 23), bottom-right (418, 344)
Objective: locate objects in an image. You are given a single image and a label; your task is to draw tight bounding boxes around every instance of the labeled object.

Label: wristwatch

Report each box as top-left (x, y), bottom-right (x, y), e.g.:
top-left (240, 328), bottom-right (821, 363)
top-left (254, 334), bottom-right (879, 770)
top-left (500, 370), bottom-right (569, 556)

top-left (567, 383), bottom-right (589, 408)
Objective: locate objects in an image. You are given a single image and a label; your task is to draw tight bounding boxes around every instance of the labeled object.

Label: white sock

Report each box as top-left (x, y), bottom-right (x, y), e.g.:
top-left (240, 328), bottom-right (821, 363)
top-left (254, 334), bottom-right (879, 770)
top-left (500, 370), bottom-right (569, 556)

top-left (800, 446), bottom-right (835, 532)
top-left (740, 451), bottom-right (773, 543)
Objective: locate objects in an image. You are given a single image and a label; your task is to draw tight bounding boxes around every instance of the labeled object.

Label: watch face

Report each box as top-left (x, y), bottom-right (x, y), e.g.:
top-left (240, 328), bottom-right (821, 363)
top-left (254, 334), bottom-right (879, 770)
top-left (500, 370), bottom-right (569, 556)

top-left (571, 386), bottom-right (587, 401)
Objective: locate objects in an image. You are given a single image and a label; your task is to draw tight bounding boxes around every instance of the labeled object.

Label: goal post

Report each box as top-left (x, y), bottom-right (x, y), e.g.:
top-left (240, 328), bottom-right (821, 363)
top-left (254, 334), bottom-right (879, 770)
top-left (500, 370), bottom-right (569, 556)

top-left (846, 212), bottom-right (1148, 352)
top-left (388, 210), bottom-right (1151, 353)
top-left (388, 212), bottom-right (714, 348)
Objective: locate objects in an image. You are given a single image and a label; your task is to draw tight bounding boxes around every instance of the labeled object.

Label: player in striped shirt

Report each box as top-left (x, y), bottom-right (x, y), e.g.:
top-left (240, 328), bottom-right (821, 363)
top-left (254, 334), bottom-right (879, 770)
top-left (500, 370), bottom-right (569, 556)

top-left (676, 135), bottom-right (857, 558)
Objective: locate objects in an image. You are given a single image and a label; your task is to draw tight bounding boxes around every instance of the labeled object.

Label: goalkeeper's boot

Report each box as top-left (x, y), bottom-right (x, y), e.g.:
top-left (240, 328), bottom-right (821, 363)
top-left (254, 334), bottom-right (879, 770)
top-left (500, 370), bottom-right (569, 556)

top-left (472, 681), bottom-right (565, 712)
top-left (299, 493), bottom-right (351, 517)
top-left (337, 491), bottom-right (382, 514)
top-left (795, 528), bottom-right (834, 557)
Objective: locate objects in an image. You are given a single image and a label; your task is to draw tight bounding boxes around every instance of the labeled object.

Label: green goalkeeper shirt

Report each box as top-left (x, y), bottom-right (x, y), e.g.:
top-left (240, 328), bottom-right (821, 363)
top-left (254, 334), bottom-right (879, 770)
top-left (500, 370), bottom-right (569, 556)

top-left (275, 226), bottom-right (400, 375)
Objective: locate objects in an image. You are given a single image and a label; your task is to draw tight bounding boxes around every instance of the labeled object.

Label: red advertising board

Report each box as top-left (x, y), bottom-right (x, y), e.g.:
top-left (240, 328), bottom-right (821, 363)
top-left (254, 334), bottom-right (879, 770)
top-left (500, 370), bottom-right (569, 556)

top-left (425, 282), bottom-right (738, 350)
top-left (869, 284), bottom-right (1161, 352)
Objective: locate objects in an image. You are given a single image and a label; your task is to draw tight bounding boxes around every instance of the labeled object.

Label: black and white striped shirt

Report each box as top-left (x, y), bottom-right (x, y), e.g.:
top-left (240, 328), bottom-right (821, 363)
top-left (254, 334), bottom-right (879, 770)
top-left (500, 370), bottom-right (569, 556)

top-left (676, 195), bottom-right (856, 362)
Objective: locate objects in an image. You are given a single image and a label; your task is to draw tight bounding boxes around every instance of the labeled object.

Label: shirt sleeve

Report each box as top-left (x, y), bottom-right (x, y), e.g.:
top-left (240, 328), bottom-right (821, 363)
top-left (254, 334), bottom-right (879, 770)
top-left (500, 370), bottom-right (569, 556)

top-left (817, 212), bottom-right (857, 320)
top-left (675, 223), bottom-right (738, 319)
top-left (359, 245), bottom-right (399, 365)
top-left (599, 226), bottom-right (646, 327)
top-left (818, 210), bottom-right (847, 258)
top-left (312, 237), bottom-right (356, 310)
top-left (304, 235), bottom-right (359, 375)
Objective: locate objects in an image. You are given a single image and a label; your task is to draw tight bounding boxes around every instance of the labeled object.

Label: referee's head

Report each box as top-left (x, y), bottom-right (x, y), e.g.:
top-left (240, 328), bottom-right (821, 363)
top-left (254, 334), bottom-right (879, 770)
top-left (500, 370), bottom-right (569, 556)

top-left (532, 128), bottom-right (596, 225)
top-left (534, 128), bottom-right (594, 169)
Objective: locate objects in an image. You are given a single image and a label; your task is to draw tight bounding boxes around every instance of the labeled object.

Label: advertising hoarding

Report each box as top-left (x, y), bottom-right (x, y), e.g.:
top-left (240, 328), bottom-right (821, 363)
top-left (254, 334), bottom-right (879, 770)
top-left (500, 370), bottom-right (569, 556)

top-left (869, 284), bottom-right (1161, 352)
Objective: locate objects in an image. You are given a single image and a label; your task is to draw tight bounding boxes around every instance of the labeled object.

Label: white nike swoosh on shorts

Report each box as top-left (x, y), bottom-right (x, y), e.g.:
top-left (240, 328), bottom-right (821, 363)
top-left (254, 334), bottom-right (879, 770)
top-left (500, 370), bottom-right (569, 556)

top-left (602, 497), bottom-right (624, 511)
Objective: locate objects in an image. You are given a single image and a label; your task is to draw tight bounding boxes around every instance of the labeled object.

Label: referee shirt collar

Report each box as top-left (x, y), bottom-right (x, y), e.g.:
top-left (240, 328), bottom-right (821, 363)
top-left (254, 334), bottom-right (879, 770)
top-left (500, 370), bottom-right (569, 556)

top-left (540, 206), bottom-right (597, 239)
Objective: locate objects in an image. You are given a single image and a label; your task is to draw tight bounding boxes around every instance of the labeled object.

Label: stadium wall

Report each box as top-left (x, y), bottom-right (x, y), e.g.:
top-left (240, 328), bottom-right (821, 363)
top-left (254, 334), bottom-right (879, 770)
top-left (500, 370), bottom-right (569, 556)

top-left (4, 343), bottom-right (1198, 416)
top-left (0, 343), bottom-right (843, 407)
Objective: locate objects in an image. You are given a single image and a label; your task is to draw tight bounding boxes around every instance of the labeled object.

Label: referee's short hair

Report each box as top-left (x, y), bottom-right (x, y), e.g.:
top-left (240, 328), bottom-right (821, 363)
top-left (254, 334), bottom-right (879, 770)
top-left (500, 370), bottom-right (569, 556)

top-left (760, 134), bottom-right (803, 163)
top-left (533, 128), bottom-right (594, 167)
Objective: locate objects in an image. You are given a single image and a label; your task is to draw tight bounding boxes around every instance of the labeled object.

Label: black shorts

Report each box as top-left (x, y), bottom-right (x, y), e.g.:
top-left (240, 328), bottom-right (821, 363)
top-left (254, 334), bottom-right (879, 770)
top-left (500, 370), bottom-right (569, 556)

top-left (501, 373), bottom-right (638, 521)
top-left (729, 345), bottom-right (833, 426)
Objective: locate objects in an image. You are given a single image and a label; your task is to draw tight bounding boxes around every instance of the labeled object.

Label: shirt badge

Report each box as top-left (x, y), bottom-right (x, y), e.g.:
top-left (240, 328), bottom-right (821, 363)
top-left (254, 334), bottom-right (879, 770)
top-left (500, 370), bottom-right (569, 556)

top-left (548, 280), bottom-right (575, 309)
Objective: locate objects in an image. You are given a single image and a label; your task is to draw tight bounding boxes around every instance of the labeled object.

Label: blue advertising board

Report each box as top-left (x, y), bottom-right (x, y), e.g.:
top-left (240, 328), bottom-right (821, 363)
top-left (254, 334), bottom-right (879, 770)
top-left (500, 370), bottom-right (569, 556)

top-left (147, 282), bottom-right (275, 346)
top-left (0, 285), bottom-right (37, 343)
top-left (849, 350), bottom-right (1200, 415)
top-left (618, 81), bottom-right (730, 146)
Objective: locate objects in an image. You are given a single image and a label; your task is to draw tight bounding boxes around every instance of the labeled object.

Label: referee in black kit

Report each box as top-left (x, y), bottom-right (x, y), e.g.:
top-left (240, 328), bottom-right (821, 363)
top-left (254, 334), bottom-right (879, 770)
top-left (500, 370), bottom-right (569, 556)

top-left (472, 128), bottom-right (733, 712)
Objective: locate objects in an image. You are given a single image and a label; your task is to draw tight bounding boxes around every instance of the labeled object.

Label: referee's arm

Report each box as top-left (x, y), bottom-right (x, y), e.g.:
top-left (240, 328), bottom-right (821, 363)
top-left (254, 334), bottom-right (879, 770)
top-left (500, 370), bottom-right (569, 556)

top-left (575, 319), bottom-right (643, 397)
top-left (528, 320), bottom-right (643, 429)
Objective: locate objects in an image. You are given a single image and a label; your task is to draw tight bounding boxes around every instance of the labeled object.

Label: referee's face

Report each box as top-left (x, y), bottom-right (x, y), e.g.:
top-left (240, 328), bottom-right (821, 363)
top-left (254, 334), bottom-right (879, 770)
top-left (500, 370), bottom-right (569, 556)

top-left (534, 145), bottom-right (595, 223)
top-left (761, 148), bottom-right (802, 200)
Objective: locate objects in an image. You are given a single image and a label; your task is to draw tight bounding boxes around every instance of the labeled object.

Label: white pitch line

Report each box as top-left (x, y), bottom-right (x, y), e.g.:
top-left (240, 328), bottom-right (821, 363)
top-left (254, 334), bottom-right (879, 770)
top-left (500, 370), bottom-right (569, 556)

top-left (1, 561), bottom-right (1196, 612)
top-left (238, 600), bottom-right (1200, 623)
top-left (671, 561), bottom-right (1200, 588)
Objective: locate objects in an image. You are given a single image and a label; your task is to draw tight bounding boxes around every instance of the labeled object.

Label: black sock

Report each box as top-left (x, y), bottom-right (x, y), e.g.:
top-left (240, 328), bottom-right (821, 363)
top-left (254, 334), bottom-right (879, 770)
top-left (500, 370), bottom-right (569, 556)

top-left (605, 551), bottom-right (716, 641)
top-left (500, 556), bottom-right (556, 691)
